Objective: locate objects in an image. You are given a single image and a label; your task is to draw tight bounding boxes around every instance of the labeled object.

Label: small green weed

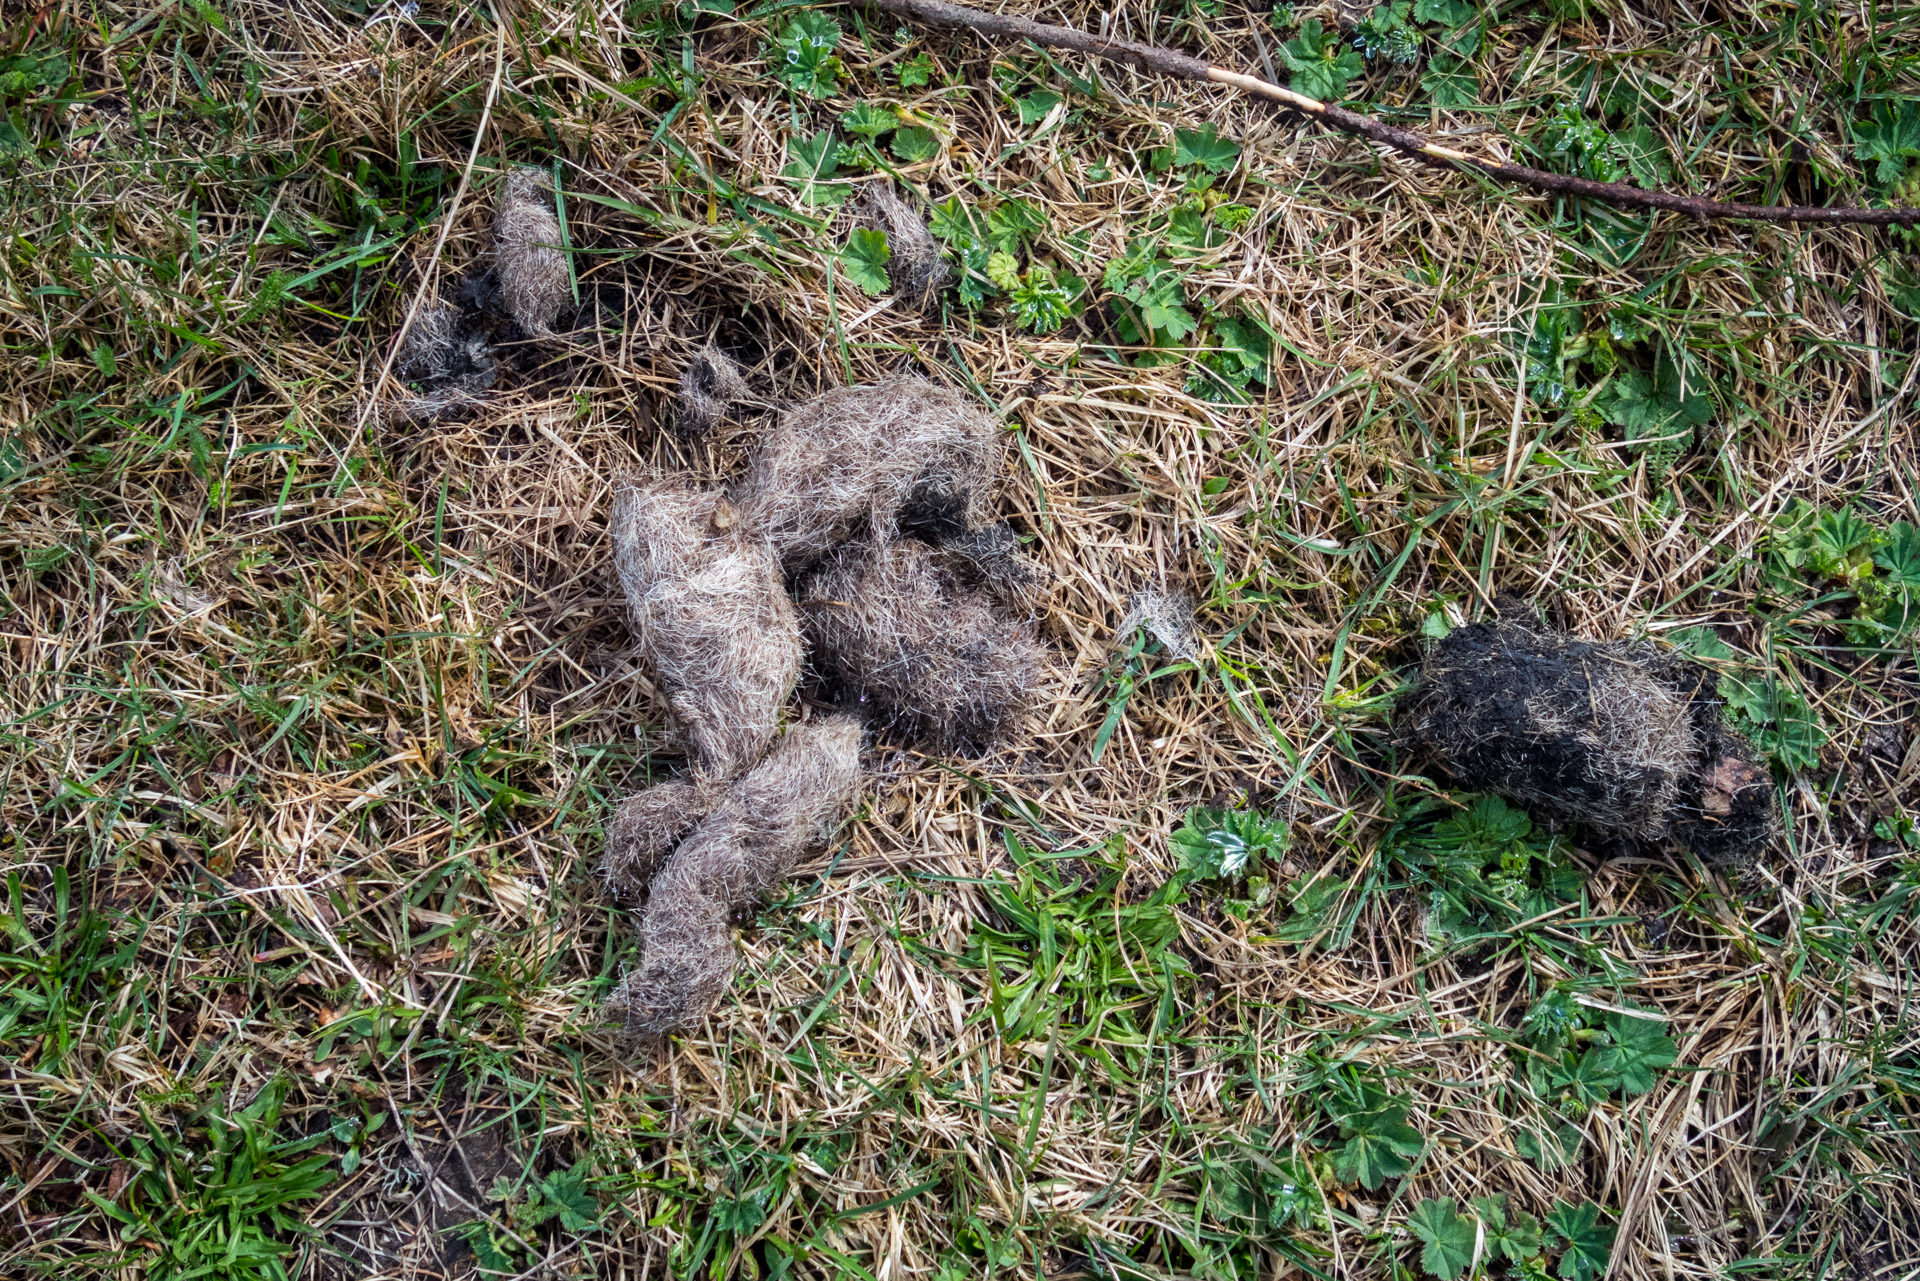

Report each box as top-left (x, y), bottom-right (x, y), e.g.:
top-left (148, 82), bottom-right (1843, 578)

top-left (771, 12), bottom-right (842, 98)
top-left (1535, 106), bottom-right (1672, 189)
top-left (927, 194), bottom-right (1081, 330)
top-left (1195, 1065), bottom-right (1428, 1250)
top-left (1170, 805), bottom-right (1287, 883)
top-left (1168, 804), bottom-right (1299, 920)
top-left (1103, 241), bottom-right (1197, 350)
top-left (1763, 501), bottom-right (1920, 648)
top-left (1850, 99), bottom-right (1920, 185)
top-left (451, 1164), bottom-right (602, 1275)
top-left (1386, 794), bottom-right (1583, 945)
top-left (1519, 990), bottom-right (1679, 1109)
top-left (841, 227), bottom-right (893, 294)
top-left (1405, 1194), bottom-right (1615, 1280)
top-left (1272, 2), bottom-right (1482, 104)
top-left (780, 127), bottom-right (849, 207)
top-left (1281, 20), bottom-right (1367, 102)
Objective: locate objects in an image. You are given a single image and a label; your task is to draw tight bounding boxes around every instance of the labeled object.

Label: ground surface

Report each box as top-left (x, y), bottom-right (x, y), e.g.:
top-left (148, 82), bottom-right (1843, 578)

top-left (3, 0), bottom-right (1920, 1278)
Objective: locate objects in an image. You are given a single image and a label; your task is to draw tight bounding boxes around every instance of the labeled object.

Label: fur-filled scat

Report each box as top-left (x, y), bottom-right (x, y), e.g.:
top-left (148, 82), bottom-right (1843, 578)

top-left (602, 773), bottom-right (725, 900)
top-left (675, 345), bottom-right (749, 440)
top-left (855, 184), bottom-right (950, 308)
top-left (494, 167), bottom-right (570, 338)
top-left (607, 715), bottom-right (863, 1039)
top-left (731, 377), bottom-right (1004, 574)
top-left (800, 538), bottom-right (1046, 755)
top-left (930, 522), bottom-right (1048, 616)
top-left (610, 476), bottom-right (802, 778)
top-left (1398, 617), bottom-right (1775, 866)
top-left (392, 297), bottom-right (496, 421)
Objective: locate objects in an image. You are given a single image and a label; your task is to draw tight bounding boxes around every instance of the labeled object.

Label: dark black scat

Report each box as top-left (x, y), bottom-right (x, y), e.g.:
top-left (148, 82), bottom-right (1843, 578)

top-left (1398, 617), bottom-right (1774, 868)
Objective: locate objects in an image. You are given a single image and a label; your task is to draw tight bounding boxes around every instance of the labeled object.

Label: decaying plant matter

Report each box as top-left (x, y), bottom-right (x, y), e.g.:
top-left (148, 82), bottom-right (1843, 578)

top-left (607, 715), bottom-right (864, 1039)
top-left (675, 345), bottom-right (750, 439)
top-left (1399, 617), bottom-right (1775, 866)
top-left (855, 183), bottom-right (950, 307)
top-left (800, 538), bottom-right (1047, 754)
top-left (609, 477), bottom-right (801, 777)
top-left (494, 167), bottom-right (570, 337)
top-left (732, 377), bottom-right (1004, 573)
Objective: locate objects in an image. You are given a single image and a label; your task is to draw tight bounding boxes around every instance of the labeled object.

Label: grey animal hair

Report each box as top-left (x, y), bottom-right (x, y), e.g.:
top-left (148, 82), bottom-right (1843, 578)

top-left (607, 715), bottom-right (863, 1039)
top-left (675, 345), bottom-right (750, 440)
top-left (609, 476), bottom-right (802, 779)
top-left (799, 538), bottom-right (1047, 755)
top-left (731, 377), bottom-right (1005, 574)
top-left (494, 167), bottom-right (570, 338)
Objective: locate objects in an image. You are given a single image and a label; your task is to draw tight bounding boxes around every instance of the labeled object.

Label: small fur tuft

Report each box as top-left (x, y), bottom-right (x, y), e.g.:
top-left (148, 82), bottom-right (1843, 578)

top-left (855, 184), bottom-right (950, 307)
top-left (675, 345), bottom-right (749, 439)
top-left (607, 716), bottom-right (863, 1039)
top-left (1119, 588), bottom-right (1199, 663)
top-left (1399, 617), bottom-right (1775, 866)
top-left (799, 538), bottom-right (1046, 755)
top-left (610, 476), bottom-right (801, 777)
top-left (732, 377), bottom-right (1004, 574)
top-left (494, 167), bottom-right (570, 337)
top-left (392, 297), bottom-right (496, 420)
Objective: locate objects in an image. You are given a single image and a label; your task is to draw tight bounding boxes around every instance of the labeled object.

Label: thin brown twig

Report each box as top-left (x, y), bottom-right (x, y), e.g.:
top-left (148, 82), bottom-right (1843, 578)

top-left (864, 0), bottom-right (1920, 227)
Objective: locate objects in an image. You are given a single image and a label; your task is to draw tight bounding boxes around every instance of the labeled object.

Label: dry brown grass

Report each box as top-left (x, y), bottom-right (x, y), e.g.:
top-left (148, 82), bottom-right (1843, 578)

top-left (2, 0), bottom-right (1918, 1278)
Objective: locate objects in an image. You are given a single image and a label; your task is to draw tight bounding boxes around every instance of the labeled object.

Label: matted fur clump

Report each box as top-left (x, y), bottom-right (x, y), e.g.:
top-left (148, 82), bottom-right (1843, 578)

top-left (732, 377), bottom-right (1004, 572)
top-left (855, 184), bottom-right (950, 307)
top-left (607, 716), bottom-right (863, 1038)
top-left (800, 538), bottom-right (1046, 754)
top-left (675, 345), bottom-right (749, 439)
top-left (609, 477), bottom-right (801, 778)
top-left (1399, 617), bottom-right (1775, 866)
top-left (931, 521), bottom-right (1047, 614)
top-left (603, 773), bottom-right (722, 899)
top-left (494, 167), bottom-right (569, 337)
top-left (392, 297), bottom-right (496, 420)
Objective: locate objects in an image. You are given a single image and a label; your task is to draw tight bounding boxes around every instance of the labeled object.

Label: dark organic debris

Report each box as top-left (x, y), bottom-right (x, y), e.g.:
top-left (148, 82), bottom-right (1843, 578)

top-left (1399, 617), bottom-right (1775, 866)
top-left (799, 538), bottom-right (1047, 754)
top-left (675, 345), bottom-right (749, 439)
top-left (607, 715), bottom-right (863, 1039)
top-left (610, 476), bottom-right (801, 777)
top-left (494, 167), bottom-right (570, 337)
top-left (855, 183), bottom-right (950, 307)
top-left (732, 376), bottom-right (1004, 573)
